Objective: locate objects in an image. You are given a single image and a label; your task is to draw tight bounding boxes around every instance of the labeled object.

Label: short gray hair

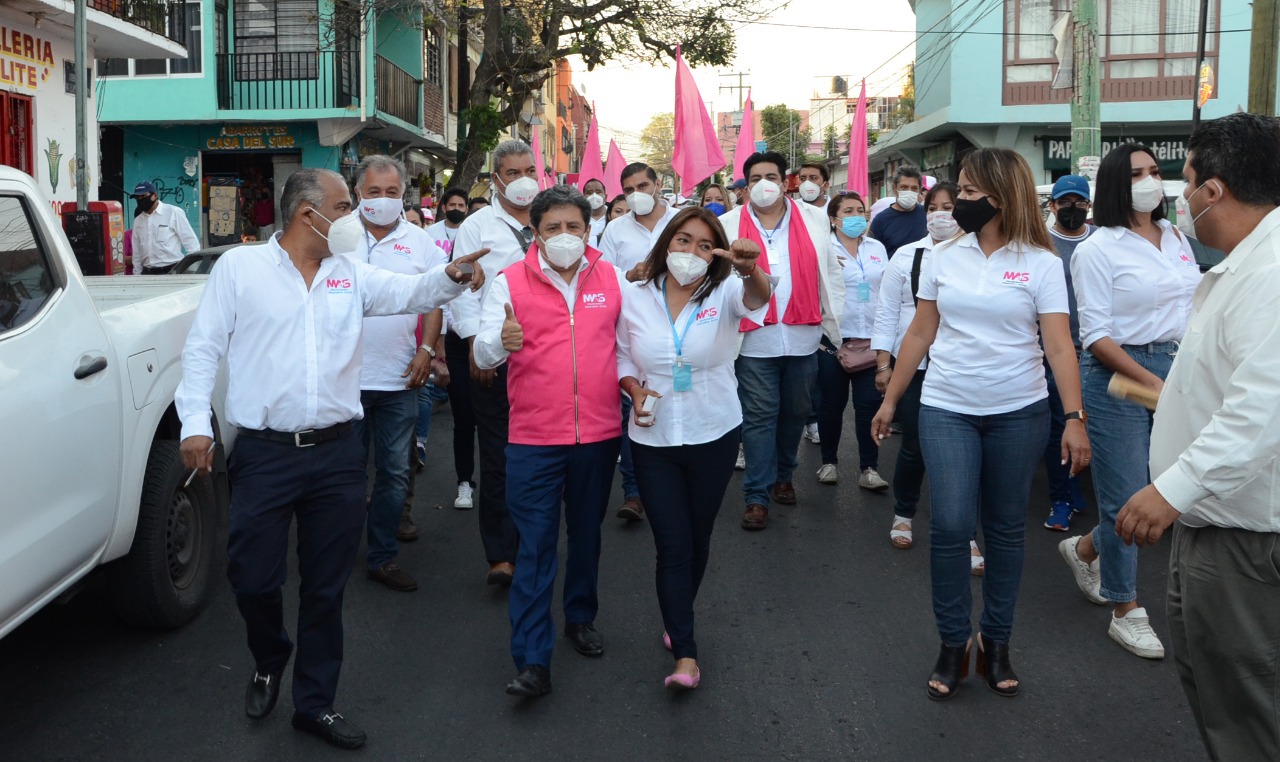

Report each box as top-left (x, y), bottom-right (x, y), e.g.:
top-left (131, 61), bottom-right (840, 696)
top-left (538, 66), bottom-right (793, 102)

top-left (492, 140), bottom-right (534, 174)
top-left (354, 155), bottom-right (407, 191)
top-left (530, 185), bottom-right (590, 229)
top-left (281, 168), bottom-right (345, 229)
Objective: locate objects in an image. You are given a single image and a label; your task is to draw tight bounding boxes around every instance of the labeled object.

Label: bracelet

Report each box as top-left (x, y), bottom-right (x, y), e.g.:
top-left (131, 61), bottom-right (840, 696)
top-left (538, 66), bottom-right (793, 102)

top-left (418, 344), bottom-right (436, 358)
top-left (735, 263), bottom-right (758, 279)
top-left (876, 364), bottom-right (892, 373)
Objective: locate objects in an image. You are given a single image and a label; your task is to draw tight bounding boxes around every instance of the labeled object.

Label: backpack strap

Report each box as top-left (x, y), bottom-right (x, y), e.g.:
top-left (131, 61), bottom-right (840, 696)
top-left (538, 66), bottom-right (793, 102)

top-left (910, 247), bottom-right (925, 306)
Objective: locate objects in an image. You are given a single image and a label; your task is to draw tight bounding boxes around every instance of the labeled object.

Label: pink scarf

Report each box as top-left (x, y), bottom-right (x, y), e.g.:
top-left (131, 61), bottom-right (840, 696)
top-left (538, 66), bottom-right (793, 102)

top-left (737, 198), bottom-right (822, 332)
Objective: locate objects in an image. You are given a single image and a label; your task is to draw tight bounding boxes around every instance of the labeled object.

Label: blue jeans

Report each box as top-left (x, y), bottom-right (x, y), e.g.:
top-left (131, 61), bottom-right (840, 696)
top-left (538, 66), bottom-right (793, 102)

top-left (816, 347), bottom-right (880, 470)
top-left (414, 382), bottom-right (450, 443)
top-left (1043, 360), bottom-right (1088, 510)
top-left (736, 353), bottom-right (817, 507)
top-left (920, 399), bottom-right (1050, 646)
top-left (618, 396), bottom-right (639, 500)
top-left (354, 388), bottom-right (417, 570)
top-left (1081, 343), bottom-right (1176, 603)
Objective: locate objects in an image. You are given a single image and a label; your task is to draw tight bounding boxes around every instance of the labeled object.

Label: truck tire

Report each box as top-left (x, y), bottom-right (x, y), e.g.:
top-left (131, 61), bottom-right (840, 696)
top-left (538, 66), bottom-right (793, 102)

top-left (108, 440), bottom-right (220, 629)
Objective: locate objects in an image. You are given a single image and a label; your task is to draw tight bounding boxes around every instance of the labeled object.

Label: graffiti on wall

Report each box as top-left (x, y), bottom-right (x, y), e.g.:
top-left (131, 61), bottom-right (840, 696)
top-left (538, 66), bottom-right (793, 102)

top-left (150, 176), bottom-right (196, 207)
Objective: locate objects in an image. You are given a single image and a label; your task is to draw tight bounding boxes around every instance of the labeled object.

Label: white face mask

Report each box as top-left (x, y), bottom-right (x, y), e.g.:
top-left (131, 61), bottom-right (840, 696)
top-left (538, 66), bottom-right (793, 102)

top-left (1175, 180), bottom-right (1218, 241)
top-left (798, 180), bottom-right (823, 202)
top-left (666, 251), bottom-right (709, 286)
top-left (896, 190), bottom-right (919, 210)
top-left (926, 210), bottom-right (960, 241)
top-left (1130, 175), bottom-right (1164, 214)
top-left (310, 209), bottom-right (364, 256)
top-left (501, 176), bottom-right (540, 207)
top-left (358, 196), bottom-right (403, 227)
top-left (627, 190), bottom-right (657, 217)
top-left (540, 232), bottom-right (586, 269)
top-left (750, 179), bottom-right (782, 208)
top-left (586, 193), bottom-right (605, 211)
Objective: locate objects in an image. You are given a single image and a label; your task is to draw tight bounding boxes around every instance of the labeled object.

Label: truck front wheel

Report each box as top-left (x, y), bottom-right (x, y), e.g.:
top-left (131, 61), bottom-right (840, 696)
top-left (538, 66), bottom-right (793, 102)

top-left (108, 440), bottom-right (221, 628)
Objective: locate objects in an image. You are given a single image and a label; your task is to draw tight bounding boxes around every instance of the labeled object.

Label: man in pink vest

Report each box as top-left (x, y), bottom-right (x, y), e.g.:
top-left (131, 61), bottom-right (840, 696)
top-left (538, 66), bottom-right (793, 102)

top-left (473, 185), bottom-right (629, 698)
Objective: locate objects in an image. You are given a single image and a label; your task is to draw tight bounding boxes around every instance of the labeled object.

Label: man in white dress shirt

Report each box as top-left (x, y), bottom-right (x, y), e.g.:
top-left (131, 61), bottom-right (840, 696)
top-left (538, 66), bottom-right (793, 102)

top-left (176, 168), bottom-right (485, 749)
top-left (1116, 113), bottom-right (1280, 761)
top-left (450, 139), bottom-right (541, 587)
top-left (720, 151), bottom-right (844, 530)
top-left (130, 180), bottom-right (200, 274)
top-left (582, 177), bottom-right (609, 247)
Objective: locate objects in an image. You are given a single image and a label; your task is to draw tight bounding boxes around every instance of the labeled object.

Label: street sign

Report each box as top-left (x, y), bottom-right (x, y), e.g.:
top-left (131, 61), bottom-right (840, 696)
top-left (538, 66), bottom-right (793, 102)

top-left (755, 140), bottom-right (767, 152)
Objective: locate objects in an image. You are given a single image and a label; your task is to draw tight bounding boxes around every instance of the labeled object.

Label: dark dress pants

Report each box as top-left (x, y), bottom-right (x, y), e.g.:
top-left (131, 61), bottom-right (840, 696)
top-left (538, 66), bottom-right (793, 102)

top-left (470, 364), bottom-right (518, 564)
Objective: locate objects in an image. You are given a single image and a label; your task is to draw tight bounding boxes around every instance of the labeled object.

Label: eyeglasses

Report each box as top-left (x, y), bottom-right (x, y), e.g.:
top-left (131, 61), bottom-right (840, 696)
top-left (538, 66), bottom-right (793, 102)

top-left (1054, 200), bottom-right (1090, 209)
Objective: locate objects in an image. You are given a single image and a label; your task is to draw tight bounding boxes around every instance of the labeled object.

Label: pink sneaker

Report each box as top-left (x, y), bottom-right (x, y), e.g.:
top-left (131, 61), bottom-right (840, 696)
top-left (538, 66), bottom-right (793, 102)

top-left (663, 631), bottom-right (672, 651)
top-left (664, 668), bottom-right (700, 691)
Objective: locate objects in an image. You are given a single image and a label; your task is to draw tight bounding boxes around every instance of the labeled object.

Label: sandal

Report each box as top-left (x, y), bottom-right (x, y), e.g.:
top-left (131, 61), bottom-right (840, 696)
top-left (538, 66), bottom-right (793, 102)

top-left (890, 515), bottom-right (913, 549)
top-left (970, 540), bottom-right (985, 577)
top-left (976, 634), bottom-right (1020, 697)
top-left (927, 639), bottom-right (972, 701)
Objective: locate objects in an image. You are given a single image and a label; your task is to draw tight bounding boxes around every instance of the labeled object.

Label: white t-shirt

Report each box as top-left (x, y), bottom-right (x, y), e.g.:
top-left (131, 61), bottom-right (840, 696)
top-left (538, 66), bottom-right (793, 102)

top-left (916, 233), bottom-right (1069, 415)
top-left (617, 274), bottom-right (768, 446)
top-left (352, 222), bottom-right (448, 390)
top-left (832, 234), bottom-right (888, 340)
top-left (425, 220), bottom-right (460, 260)
top-left (872, 235), bottom-right (934, 368)
top-left (590, 214), bottom-right (607, 247)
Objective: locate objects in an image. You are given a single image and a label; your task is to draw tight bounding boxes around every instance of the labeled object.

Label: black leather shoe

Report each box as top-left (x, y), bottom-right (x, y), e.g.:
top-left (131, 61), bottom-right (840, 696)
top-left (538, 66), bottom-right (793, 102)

top-left (291, 710), bottom-right (367, 749)
top-left (565, 622), bottom-right (604, 656)
top-left (505, 664), bottom-right (552, 697)
top-left (244, 671), bottom-right (281, 719)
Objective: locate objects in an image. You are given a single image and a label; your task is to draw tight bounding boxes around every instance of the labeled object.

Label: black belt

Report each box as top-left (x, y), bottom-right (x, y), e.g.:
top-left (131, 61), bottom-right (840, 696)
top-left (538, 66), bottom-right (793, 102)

top-left (237, 422), bottom-right (353, 448)
top-left (142, 264), bottom-right (176, 275)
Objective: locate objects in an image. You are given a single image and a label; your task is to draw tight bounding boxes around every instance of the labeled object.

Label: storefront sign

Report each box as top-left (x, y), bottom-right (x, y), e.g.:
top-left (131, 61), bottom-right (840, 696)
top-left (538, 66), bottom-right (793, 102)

top-left (0, 26), bottom-right (55, 90)
top-left (1044, 137), bottom-right (1189, 174)
top-left (206, 125), bottom-right (298, 150)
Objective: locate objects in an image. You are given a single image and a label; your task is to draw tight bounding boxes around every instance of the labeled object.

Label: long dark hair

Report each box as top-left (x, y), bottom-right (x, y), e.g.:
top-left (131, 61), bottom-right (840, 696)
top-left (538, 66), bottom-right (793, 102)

top-left (1093, 143), bottom-right (1167, 229)
top-left (639, 207), bottom-right (733, 304)
top-left (826, 191), bottom-right (865, 231)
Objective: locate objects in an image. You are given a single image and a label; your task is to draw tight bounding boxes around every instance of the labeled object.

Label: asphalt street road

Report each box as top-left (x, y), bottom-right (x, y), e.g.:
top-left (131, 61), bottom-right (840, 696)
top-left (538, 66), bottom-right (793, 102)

top-left (1, 405), bottom-right (1205, 761)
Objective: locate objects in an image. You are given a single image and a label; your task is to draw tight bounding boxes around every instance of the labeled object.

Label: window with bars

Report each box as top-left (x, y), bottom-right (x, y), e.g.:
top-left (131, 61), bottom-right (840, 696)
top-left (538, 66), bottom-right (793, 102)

top-left (234, 0), bottom-right (320, 80)
top-left (426, 27), bottom-right (442, 86)
top-left (97, 0), bottom-right (202, 77)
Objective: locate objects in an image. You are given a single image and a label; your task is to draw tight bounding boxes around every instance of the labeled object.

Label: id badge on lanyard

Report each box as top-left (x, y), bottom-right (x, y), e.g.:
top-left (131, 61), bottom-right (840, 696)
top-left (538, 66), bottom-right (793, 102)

top-left (854, 254), bottom-right (871, 303)
top-left (673, 359), bottom-right (693, 392)
top-left (664, 278), bottom-right (698, 393)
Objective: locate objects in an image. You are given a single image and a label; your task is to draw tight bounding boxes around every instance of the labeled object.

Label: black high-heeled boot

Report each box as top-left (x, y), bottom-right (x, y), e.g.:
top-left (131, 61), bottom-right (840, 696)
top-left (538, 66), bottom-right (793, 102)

top-left (976, 634), bottom-right (1020, 697)
top-left (926, 641), bottom-right (971, 701)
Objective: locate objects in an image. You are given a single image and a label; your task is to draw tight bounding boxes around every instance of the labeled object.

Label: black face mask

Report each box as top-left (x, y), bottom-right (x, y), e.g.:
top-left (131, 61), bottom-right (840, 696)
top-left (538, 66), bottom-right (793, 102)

top-left (1055, 205), bottom-right (1087, 232)
top-left (952, 196), bottom-right (999, 234)
top-left (134, 195), bottom-right (155, 215)
top-left (444, 209), bottom-right (466, 225)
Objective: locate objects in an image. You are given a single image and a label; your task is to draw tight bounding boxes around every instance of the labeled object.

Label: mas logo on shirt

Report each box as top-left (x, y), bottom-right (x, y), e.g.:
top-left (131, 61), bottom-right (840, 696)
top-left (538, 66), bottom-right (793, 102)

top-left (1179, 253), bottom-right (1196, 266)
top-left (869, 255), bottom-right (883, 264)
top-left (581, 292), bottom-right (608, 308)
top-left (695, 306), bottom-right (719, 325)
top-left (1002, 271), bottom-right (1030, 286)
top-left (392, 243), bottom-right (412, 256)
top-left (326, 277), bottom-right (353, 294)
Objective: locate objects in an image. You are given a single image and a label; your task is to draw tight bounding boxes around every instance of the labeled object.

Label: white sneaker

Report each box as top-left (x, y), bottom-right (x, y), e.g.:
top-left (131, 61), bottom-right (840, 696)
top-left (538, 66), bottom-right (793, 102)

top-left (734, 444), bottom-right (745, 471)
top-left (1108, 608), bottom-right (1166, 659)
top-left (454, 482), bottom-right (474, 510)
top-left (1058, 536), bottom-right (1107, 605)
top-left (857, 468), bottom-right (889, 491)
top-left (817, 464), bottom-right (838, 484)
top-left (803, 423), bottom-right (821, 444)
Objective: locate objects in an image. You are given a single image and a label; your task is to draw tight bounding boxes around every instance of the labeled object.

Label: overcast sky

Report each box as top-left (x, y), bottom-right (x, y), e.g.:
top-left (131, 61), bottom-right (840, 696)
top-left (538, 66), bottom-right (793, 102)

top-left (571, 0), bottom-right (919, 157)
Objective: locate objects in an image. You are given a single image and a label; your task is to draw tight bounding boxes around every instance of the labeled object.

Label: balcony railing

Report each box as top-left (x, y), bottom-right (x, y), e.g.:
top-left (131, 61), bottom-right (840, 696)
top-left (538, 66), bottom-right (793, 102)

top-left (216, 51), bottom-right (359, 111)
top-left (376, 56), bottom-right (422, 127)
top-left (90, 0), bottom-right (185, 44)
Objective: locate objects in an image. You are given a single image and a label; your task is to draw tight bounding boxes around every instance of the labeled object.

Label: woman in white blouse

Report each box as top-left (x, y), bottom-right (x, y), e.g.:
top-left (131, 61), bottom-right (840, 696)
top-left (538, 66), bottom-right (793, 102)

top-left (815, 192), bottom-right (890, 490)
top-left (871, 148), bottom-right (1090, 701)
top-left (616, 207), bottom-right (772, 691)
top-left (1057, 144), bottom-right (1200, 660)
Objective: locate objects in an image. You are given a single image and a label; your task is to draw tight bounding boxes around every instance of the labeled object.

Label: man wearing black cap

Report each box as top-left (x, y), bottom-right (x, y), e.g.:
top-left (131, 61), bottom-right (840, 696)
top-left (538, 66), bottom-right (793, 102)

top-left (130, 180), bottom-right (200, 274)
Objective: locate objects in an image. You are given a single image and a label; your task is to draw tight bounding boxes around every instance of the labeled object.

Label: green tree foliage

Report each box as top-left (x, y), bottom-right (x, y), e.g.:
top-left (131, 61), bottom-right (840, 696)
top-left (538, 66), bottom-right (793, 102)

top-left (759, 103), bottom-right (811, 171)
top-left (639, 113), bottom-right (676, 183)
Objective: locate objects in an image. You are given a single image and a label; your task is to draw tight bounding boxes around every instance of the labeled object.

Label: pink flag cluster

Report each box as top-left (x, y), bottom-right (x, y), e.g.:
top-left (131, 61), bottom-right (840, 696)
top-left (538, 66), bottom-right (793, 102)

top-left (733, 91), bottom-right (755, 181)
top-left (671, 46), bottom-right (725, 196)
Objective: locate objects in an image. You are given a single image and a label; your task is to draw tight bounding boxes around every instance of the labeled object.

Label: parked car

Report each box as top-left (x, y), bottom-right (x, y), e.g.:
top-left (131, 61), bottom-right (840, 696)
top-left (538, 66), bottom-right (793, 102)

top-left (0, 167), bottom-right (233, 639)
top-left (170, 244), bottom-right (239, 275)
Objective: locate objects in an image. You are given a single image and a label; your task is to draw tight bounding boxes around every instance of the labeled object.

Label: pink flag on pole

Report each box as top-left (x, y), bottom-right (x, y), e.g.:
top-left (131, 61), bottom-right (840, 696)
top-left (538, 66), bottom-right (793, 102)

top-left (604, 139), bottom-right (627, 200)
top-left (530, 128), bottom-right (550, 190)
top-left (671, 45), bottom-right (726, 197)
top-left (577, 113), bottom-right (605, 190)
top-left (848, 80), bottom-right (870, 198)
top-left (733, 90), bottom-right (755, 181)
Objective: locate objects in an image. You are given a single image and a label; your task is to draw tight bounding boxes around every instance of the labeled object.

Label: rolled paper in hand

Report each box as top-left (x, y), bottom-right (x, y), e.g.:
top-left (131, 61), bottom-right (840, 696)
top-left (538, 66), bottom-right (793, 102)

top-left (1107, 373), bottom-right (1159, 411)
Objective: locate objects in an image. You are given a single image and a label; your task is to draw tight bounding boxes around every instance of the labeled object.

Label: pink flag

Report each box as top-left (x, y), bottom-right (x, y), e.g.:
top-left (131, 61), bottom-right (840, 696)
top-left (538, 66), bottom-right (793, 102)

top-left (577, 112), bottom-right (605, 190)
top-left (848, 80), bottom-right (869, 198)
top-left (604, 139), bottom-right (627, 200)
top-left (671, 45), bottom-right (726, 197)
top-left (530, 128), bottom-right (550, 190)
top-left (733, 90), bottom-right (755, 181)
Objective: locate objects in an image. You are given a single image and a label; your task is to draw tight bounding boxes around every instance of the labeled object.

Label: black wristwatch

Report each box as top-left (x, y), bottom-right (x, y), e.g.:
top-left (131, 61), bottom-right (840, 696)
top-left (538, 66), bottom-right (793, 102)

top-left (1065, 410), bottom-right (1088, 423)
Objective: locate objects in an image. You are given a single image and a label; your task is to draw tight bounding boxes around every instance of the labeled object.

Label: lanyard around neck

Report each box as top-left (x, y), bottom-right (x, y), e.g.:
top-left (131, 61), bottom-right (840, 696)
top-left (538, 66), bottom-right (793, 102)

top-left (661, 277), bottom-right (699, 359)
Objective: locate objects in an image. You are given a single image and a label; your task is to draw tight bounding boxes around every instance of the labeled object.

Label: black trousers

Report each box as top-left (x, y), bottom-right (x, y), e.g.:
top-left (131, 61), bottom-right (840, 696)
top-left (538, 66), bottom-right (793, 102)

top-left (632, 427), bottom-right (740, 661)
top-left (225, 430), bottom-right (366, 718)
top-left (470, 363), bottom-right (518, 564)
top-left (444, 330), bottom-right (477, 485)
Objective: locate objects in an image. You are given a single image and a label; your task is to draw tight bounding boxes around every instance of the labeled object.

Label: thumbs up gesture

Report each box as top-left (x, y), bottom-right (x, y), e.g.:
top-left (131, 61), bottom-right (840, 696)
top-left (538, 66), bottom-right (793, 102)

top-left (713, 239), bottom-right (761, 276)
top-left (502, 302), bottom-right (524, 352)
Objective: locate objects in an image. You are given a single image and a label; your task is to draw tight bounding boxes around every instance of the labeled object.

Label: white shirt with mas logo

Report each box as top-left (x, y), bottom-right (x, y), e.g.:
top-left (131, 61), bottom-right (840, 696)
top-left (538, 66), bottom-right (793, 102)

top-left (916, 233), bottom-right (1069, 416)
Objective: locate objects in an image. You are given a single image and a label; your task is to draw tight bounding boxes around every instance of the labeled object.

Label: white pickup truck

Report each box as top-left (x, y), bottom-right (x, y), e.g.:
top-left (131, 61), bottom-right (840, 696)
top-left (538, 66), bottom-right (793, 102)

top-left (0, 167), bottom-right (232, 638)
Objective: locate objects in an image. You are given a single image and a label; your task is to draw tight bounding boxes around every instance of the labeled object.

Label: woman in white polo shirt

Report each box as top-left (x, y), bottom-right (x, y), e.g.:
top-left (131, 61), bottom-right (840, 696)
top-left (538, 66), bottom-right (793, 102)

top-left (617, 207), bottom-right (772, 691)
top-left (1057, 144), bottom-right (1200, 660)
top-left (815, 192), bottom-right (890, 490)
top-left (872, 148), bottom-right (1090, 701)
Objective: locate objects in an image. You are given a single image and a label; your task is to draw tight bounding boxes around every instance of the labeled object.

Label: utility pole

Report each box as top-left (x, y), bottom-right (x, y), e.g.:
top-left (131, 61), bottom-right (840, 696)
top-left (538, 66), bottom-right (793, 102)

top-left (73, 0), bottom-right (88, 206)
top-left (1069, 0), bottom-right (1101, 179)
top-left (1249, 0), bottom-right (1279, 115)
top-left (719, 72), bottom-right (750, 111)
top-left (1192, 0), bottom-right (1211, 130)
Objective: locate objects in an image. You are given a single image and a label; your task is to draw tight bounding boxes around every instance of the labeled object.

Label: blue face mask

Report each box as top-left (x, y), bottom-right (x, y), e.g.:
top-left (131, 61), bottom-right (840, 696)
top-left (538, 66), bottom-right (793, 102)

top-left (704, 202), bottom-right (727, 216)
top-left (840, 215), bottom-right (868, 238)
